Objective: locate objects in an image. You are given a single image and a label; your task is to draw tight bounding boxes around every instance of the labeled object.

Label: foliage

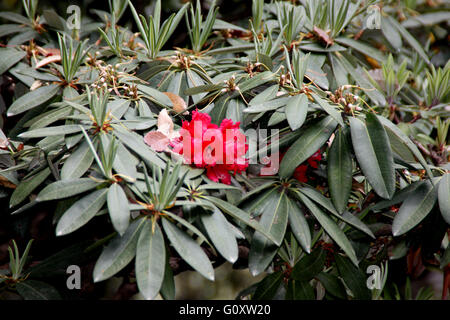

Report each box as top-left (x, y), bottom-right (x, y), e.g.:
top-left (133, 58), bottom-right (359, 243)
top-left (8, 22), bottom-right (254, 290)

top-left (0, 0), bottom-right (449, 300)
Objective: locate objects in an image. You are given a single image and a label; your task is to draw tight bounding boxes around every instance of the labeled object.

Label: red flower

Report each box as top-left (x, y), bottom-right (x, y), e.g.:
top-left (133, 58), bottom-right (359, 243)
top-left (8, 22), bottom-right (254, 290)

top-left (261, 149), bottom-right (322, 183)
top-left (293, 165), bottom-right (308, 183)
top-left (307, 150), bottom-right (322, 169)
top-left (172, 110), bottom-right (248, 184)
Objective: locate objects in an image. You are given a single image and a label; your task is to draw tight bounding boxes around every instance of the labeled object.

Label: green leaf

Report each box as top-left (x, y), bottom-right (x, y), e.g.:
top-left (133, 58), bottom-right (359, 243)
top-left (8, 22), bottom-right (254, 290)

top-left (28, 106), bottom-right (72, 130)
top-left (0, 47), bottom-right (26, 75)
top-left (137, 84), bottom-right (173, 107)
top-left (205, 196), bottom-right (278, 244)
top-left (311, 93), bottom-right (344, 127)
top-left (136, 220), bottom-right (166, 300)
top-left (93, 218), bottom-right (146, 282)
top-left (349, 114), bottom-right (395, 199)
top-left (160, 254), bottom-right (176, 300)
top-left (285, 94), bottom-right (308, 131)
top-left (328, 128), bottom-right (352, 214)
top-left (243, 96), bottom-right (290, 113)
top-left (335, 254), bottom-right (371, 300)
top-left (372, 181), bottom-right (423, 211)
top-left (381, 15), bottom-right (402, 50)
top-left (7, 84), bottom-right (60, 116)
top-left (107, 183), bottom-right (130, 236)
top-left (112, 125), bottom-right (165, 168)
top-left (387, 16), bottom-right (430, 64)
top-left (298, 193), bottom-right (358, 266)
top-left (56, 189), bottom-right (108, 236)
top-left (61, 140), bottom-right (95, 180)
top-left (162, 218), bottom-right (214, 281)
top-left (10, 168), bottom-right (51, 208)
top-left (291, 248), bottom-right (326, 281)
top-left (201, 207), bottom-right (239, 263)
top-left (279, 116), bottom-right (337, 178)
top-left (253, 271), bottom-right (283, 300)
top-left (260, 190), bottom-right (288, 245)
top-left (438, 174), bottom-right (450, 225)
top-left (298, 187), bottom-right (375, 238)
top-left (249, 191), bottom-right (288, 276)
top-left (392, 180), bottom-right (438, 236)
top-left (18, 124), bottom-right (83, 138)
top-left (285, 280), bottom-right (315, 300)
top-left (16, 280), bottom-right (61, 300)
top-left (316, 272), bottom-right (347, 299)
top-left (335, 37), bottom-right (386, 63)
top-left (36, 178), bottom-right (102, 202)
top-left (335, 53), bottom-right (386, 105)
top-left (249, 85), bottom-right (279, 105)
top-left (377, 115), bottom-right (433, 179)
top-left (287, 197), bottom-right (311, 253)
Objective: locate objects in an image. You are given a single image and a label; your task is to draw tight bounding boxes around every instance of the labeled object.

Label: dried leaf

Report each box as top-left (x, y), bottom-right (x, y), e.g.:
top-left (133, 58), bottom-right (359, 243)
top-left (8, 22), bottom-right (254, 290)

top-left (30, 80), bottom-right (42, 91)
top-left (144, 131), bottom-right (170, 152)
top-left (143, 109), bottom-right (180, 152)
top-left (163, 92), bottom-right (188, 114)
top-left (0, 175), bottom-right (16, 189)
top-left (313, 26), bottom-right (333, 47)
top-left (35, 55), bottom-right (61, 69)
top-left (157, 109), bottom-right (180, 140)
top-left (37, 47), bottom-right (60, 57)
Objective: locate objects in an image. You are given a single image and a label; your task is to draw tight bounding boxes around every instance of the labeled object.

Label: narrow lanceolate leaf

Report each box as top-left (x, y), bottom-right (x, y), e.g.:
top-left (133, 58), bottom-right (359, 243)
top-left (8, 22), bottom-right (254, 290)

top-left (36, 178), bottom-right (101, 202)
top-left (112, 125), bottom-right (165, 168)
top-left (253, 272), bottom-right (283, 300)
top-left (10, 168), bottom-right (51, 207)
top-left (438, 174), bottom-right (450, 224)
top-left (387, 16), bottom-right (430, 64)
top-left (0, 47), bottom-right (26, 75)
top-left (16, 280), bottom-right (61, 300)
top-left (56, 188), bottom-right (108, 236)
top-left (260, 191), bottom-right (288, 246)
top-left (298, 187), bottom-right (375, 239)
top-left (349, 115), bottom-right (395, 200)
top-left (249, 191), bottom-right (288, 276)
top-left (162, 218), bottom-right (214, 281)
top-left (312, 93), bottom-right (344, 127)
top-left (61, 140), bottom-right (95, 180)
top-left (335, 37), bottom-right (386, 63)
top-left (279, 116), bottom-right (337, 178)
top-left (334, 53), bottom-right (386, 105)
top-left (136, 220), bottom-right (166, 300)
top-left (18, 124), bottom-right (83, 138)
top-left (205, 196), bottom-right (278, 244)
top-left (381, 15), bottom-right (402, 50)
top-left (285, 94), bottom-right (308, 131)
top-left (93, 219), bottom-right (146, 282)
top-left (291, 248), bottom-right (326, 281)
top-left (137, 84), bottom-right (173, 107)
top-left (335, 254), bottom-right (371, 300)
top-left (287, 198), bottom-right (311, 253)
top-left (285, 280), bottom-right (315, 300)
top-left (328, 128), bottom-right (352, 214)
top-left (298, 193), bottom-right (358, 266)
top-left (201, 207), bottom-right (239, 263)
top-left (316, 272), bottom-right (347, 299)
top-left (392, 180), bottom-right (438, 236)
top-left (7, 84), bottom-right (60, 116)
top-left (107, 183), bottom-right (130, 236)
top-left (377, 116), bottom-right (433, 179)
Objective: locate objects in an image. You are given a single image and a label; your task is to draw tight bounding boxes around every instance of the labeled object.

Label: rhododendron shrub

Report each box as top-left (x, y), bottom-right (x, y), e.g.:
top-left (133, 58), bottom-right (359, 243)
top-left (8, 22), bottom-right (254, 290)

top-left (0, 0), bottom-right (449, 302)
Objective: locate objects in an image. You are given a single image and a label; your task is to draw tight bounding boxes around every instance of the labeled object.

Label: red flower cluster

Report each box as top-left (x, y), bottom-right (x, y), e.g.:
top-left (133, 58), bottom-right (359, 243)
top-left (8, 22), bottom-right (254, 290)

top-left (291, 150), bottom-right (322, 182)
top-left (172, 110), bottom-right (248, 184)
top-left (261, 149), bottom-right (322, 182)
